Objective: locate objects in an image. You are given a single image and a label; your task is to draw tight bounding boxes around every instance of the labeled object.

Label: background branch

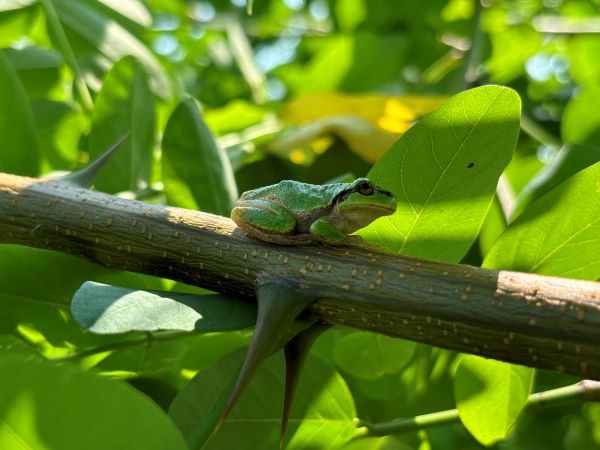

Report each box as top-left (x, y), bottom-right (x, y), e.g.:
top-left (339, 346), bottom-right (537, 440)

top-left (1, 172), bottom-right (599, 378)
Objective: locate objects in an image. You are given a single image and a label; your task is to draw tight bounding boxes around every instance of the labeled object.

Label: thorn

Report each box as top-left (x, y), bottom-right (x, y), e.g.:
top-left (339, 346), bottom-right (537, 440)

top-left (280, 323), bottom-right (331, 449)
top-left (217, 282), bottom-right (315, 430)
top-left (62, 132), bottom-right (130, 188)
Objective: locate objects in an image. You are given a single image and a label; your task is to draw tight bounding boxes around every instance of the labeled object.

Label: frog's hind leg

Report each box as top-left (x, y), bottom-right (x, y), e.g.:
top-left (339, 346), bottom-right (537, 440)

top-left (231, 200), bottom-right (296, 242)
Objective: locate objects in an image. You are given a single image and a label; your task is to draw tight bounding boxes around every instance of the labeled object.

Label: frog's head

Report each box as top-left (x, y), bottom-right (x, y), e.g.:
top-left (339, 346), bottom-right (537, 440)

top-left (331, 178), bottom-right (397, 234)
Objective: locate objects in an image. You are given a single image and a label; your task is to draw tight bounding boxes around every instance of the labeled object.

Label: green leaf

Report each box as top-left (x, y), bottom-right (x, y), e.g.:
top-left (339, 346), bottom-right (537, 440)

top-left (204, 99), bottom-right (268, 135)
top-left (514, 143), bottom-right (600, 216)
top-left (71, 282), bottom-right (257, 334)
top-left (454, 356), bottom-right (533, 446)
top-left (562, 86), bottom-right (600, 146)
top-left (478, 196), bottom-right (506, 257)
top-left (0, 245), bottom-right (112, 349)
top-left (0, 4), bottom-right (39, 47)
top-left (360, 85), bottom-right (520, 262)
top-left (169, 349), bottom-right (356, 450)
top-left (0, 246), bottom-right (167, 348)
top-left (0, 355), bottom-right (187, 450)
top-left (5, 46), bottom-right (69, 126)
top-left (483, 161), bottom-right (600, 280)
top-left (0, 50), bottom-right (41, 176)
top-left (162, 98), bottom-right (239, 216)
top-left (0, 334), bottom-right (41, 360)
top-left (487, 26), bottom-right (541, 83)
top-left (32, 99), bottom-right (85, 172)
top-left (0, 0), bottom-right (37, 12)
top-left (339, 436), bottom-right (405, 450)
top-left (88, 56), bottom-right (155, 193)
top-left (50, 0), bottom-right (171, 98)
top-left (332, 331), bottom-right (417, 380)
top-left (568, 35), bottom-right (600, 87)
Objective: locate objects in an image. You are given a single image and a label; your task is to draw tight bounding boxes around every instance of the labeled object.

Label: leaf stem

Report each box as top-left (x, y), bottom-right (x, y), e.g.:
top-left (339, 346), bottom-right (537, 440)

top-left (49, 331), bottom-right (191, 363)
top-left (462, 0), bottom-right (485, 88)
top-left (354, 380), bottom-right (600, 438)
top-left (520, 113), bottom-right (562, 149)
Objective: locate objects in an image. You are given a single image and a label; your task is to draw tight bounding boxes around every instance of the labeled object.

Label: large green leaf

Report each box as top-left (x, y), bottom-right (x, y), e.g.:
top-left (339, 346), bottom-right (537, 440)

top-left (88, 56), bottom-right (155, 193)
top-left (455, 356), bottom-right (533, 446)
top-left (162, 98), bottom-right (239, 216)
top-left (0, 355), bottom-right (187, 450)
top-left (0, 50), bottom-right (41, 176)
top-left (169, 349), bottom-right (356, 450)
top-left (32, 100), bottom-right (85, 172)
top-left (332, 331), bottom-right (417, 380)
top-left (514, 143), bottom-right (600, 216)
top-left (71, 282), bottom-right (256, 334)
top-left (0, 245), bottom-right (166, 348)
top-left (568, 35), bottom-right (600, 87)
top-left (49, 0), bottom-right (171, 98)
top-left (3, 46), bottom-right (63, 99)
top-left (359, 85), bottom-right (520, 262)
top-left (0, 3), bottom-right (39, 47)
top-left (483, 161), bottom-right (600, 280)
top-left (562, 86), bottom-right (600, 146)
top-left (487, 26), bottom-right (541, 83)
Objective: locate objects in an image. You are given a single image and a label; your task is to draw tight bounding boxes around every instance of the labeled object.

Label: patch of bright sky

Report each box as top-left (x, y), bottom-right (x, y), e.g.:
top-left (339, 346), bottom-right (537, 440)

top-left (230, 0), bottom-right (246, 7)
top-left (309, 0), bottom-right (330, 21)
top-left (267, 78), bottom-right (287, 100)
top-left (255, 36), bottom-right (300, 72)
top-left (283, 0), bottom-right (305, 10)
top-left (153, 34), bottom-right (179, 55)
top-left (191, 1), bottom-right (216, 22)
top-left (526, 53), bottom-right (569, 83)
top-left (167, 47), bottom-right (187, 62)
top-left (154, 14), bottom-right (180, 31)
top-left (190, 24), bottom-right (205, 40)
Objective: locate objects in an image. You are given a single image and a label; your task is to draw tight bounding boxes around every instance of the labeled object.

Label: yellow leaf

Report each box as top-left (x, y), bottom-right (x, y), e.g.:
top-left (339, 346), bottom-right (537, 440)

top-left (278, 92), bottom-right (447, 163)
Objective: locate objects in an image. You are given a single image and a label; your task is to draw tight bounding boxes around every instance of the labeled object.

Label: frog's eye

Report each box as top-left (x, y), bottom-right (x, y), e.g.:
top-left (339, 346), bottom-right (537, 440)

top-left (357, 181), bottom-right (374, 196)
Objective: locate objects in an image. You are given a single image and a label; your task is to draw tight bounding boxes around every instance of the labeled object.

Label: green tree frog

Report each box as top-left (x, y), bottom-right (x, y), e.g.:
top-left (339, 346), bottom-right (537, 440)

top-left (231, 178), bottom-right (397, 245)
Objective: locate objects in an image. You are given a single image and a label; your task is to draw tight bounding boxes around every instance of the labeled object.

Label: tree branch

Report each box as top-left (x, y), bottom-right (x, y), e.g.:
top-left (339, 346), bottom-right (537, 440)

top-left (1, 172), bottom-right (599, 378)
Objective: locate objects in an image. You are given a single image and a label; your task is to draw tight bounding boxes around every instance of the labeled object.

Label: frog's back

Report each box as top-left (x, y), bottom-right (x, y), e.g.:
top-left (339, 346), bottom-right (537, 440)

top-left (239, 180), bottom-right (348, 212)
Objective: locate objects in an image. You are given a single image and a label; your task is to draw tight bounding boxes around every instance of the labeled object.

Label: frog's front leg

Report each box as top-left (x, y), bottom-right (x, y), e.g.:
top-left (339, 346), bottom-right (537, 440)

top-left (231, 199), bottom-right (297, 243)
top-left (309, 218), bottom-right (347, 244)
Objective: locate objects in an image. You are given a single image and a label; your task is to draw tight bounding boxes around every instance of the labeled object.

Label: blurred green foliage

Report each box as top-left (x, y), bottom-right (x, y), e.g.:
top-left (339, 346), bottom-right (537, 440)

top-left (1, 0), bottom-right (600, 449)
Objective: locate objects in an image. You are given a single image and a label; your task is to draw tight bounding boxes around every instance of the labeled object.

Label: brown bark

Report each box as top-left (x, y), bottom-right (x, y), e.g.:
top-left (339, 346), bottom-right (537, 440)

top-left (1, 173), bottom-right (599, 378)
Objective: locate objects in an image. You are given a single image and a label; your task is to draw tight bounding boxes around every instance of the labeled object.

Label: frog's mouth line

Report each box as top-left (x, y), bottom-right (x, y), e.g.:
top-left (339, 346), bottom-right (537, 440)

top-left (347, 204), bottom-right (396, 213)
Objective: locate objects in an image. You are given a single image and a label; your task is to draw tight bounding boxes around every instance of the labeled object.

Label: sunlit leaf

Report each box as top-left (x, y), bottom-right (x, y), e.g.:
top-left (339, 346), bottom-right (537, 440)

top-left (455, 356), bottom-right (533, 446)
top-left (88, 55), bottom-right (155, 193)
top-left (332, 331), bottom-right (416, 380)
top-left (568, 35), bottom-right (600, 87)
top-left (487, 25), bottom-right (541, 82)
top-left (32, 100), bottom-right (85, 172)
top-left (483, 161), bottom-right (600, 280)
top-left (359, 85), bottom-right (520, 262)
top-left (562, 86), bottom-right (600, 146)
top-left (51, 0), bottom-right (171, 97)
top-left (205, 99), bottom-right (269, 135)
top-left (71, 282), bottom-right (256, 334)
top-left (278, 92), bottom-right (446, 163)
top-left (0, 3), bottom-right (39, 47)
top-left (169, 349), bottom-right (356, 450)
top-left (0, 50), bottom-right (41, 176)
top-left (0, 355), bottom-right (187, 450)
top-left (162, 98), bottom-right (238, 215)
